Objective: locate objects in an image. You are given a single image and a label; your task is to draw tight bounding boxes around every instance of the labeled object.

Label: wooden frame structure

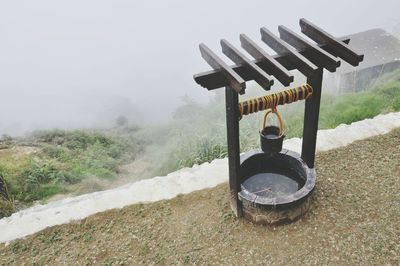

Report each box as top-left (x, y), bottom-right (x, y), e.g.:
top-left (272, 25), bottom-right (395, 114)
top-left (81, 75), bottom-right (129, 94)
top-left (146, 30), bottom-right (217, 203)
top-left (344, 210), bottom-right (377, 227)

top-left (193, 19), bottom-right (364, 217)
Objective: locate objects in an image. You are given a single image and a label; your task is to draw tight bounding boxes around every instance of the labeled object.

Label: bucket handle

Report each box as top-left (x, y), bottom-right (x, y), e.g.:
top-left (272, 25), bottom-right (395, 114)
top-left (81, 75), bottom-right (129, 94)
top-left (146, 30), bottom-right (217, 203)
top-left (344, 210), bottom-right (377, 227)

top-left (261, 107), bottom-right (284, 136)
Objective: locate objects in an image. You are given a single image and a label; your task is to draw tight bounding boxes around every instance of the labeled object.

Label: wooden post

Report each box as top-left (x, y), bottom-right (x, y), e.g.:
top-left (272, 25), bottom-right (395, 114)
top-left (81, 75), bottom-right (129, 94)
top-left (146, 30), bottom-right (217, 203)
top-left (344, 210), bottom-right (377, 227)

top-left (301, 68), bottom-right (323, 168)
top-left (225, 86), bottom-right (243, 217)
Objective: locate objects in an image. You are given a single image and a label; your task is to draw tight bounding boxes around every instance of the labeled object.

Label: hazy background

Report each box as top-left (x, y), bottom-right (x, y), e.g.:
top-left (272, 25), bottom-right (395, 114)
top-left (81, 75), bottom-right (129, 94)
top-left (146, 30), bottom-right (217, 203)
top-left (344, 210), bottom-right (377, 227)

top-left (1, 0), bottom-right (399, 135)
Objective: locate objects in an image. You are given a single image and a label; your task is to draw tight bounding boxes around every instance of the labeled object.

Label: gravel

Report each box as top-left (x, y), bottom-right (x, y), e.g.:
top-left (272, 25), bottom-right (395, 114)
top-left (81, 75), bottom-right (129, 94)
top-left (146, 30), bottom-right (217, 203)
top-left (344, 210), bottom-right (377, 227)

top-left (1, 128), bottom-right (399, 265)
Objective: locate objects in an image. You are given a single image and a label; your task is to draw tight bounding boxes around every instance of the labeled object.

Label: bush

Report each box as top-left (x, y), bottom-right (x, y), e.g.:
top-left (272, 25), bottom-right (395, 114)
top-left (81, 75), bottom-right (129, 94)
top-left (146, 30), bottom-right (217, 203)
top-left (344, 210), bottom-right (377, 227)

top-left (155, 136), bottom-right (228, 176)
top-left (0, 129), bottom-right (142, 204)
top-left (32, 129), bottom-right (67, 145)
top-left (116, 115), bottom-right (128, 127)
top-left (0, 174), bottom-right (15, 218)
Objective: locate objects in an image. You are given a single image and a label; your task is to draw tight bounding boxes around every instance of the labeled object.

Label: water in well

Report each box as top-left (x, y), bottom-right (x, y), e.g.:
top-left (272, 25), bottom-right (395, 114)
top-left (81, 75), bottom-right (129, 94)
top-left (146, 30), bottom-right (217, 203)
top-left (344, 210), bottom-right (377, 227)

top-left (242, 170), bottom-right (303, 198)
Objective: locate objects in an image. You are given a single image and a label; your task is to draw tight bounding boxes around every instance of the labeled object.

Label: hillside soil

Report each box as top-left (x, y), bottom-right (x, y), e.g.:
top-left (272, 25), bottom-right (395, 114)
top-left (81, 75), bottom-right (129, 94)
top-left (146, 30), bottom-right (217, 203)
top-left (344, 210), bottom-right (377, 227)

top-left (1, 129), bottom-right (400, 265)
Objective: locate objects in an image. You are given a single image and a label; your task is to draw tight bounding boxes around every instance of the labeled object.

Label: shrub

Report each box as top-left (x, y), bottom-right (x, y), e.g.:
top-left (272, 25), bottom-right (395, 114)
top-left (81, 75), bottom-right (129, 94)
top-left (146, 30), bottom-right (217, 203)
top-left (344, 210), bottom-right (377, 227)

top-left (0, 129), bottom-right (142, 205)
top-left (116, 115), bottom-right (128, 127)
top-left (0, 174), bottom-right (15, 218)
top-left (32, 129), bottom-right (67, 145)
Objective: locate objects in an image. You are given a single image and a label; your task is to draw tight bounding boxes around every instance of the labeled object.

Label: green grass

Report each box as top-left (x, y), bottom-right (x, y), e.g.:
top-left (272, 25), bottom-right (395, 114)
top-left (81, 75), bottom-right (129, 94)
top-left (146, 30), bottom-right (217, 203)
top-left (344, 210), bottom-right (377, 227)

top-left (0, 129), bottom-right (143, 210)
top-left (0, 174), bottom-right (15, 218)
top-left (1, 70), bottom-right (399, 216)
top-left (319, 80), bottom-right (400, 128)
top-left (149, 70), bottom-right (400, 175)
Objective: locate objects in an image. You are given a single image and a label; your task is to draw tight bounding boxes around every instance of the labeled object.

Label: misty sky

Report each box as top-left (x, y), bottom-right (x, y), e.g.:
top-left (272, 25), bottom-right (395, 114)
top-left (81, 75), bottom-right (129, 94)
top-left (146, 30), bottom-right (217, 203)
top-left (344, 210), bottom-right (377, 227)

top-left (1, 0), bottom-right (399, 135)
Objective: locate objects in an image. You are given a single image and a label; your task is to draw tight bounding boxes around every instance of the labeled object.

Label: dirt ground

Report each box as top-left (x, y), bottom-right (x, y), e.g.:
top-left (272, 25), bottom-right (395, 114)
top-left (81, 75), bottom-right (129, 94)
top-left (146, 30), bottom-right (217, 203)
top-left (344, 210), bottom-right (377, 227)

top-left (1, 129), bottom-right (400, 265)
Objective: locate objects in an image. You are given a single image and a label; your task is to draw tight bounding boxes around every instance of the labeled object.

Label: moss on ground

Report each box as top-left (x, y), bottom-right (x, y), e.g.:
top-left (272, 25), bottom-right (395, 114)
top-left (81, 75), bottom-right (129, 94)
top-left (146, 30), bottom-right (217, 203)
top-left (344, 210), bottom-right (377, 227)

top-left (1, 128), bottom-right (399, 265)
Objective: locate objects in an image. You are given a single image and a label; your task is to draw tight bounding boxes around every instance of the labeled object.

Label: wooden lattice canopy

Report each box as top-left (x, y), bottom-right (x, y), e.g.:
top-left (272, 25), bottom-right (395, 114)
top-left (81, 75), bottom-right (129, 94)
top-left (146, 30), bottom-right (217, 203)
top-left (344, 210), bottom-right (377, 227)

top-left (193, 18), bottom-right (364, 217)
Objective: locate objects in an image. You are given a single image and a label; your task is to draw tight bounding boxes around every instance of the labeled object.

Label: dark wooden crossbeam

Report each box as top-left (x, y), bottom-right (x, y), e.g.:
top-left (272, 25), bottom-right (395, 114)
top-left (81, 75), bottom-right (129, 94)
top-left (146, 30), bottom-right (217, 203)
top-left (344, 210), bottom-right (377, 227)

top-left (260, 27), bottom-right (318, 77)
top-left (199, 43), bottom-right (246, 93)
top-left (299, 18), bottom-right (364, 66)
top-left (278, 25), bottom-right (340, 72)
top-left (240, 34), bottom-right (293, 86)
top-left (194, 36), bottom-right (350, 90)
top-left (221, 39), bottom-right (273, 90)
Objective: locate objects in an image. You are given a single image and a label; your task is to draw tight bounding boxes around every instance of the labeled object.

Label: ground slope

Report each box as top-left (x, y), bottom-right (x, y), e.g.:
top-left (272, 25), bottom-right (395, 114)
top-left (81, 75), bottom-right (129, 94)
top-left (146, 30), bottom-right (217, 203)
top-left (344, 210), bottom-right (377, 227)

top-left (1, 129), bottom-right (400, 265)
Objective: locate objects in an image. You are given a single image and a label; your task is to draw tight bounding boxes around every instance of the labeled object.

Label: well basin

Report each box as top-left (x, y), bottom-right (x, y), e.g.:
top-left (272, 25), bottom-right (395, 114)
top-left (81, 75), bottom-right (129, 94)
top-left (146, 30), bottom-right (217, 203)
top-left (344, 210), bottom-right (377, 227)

top-left (238, 149), bottom-right (315, 224)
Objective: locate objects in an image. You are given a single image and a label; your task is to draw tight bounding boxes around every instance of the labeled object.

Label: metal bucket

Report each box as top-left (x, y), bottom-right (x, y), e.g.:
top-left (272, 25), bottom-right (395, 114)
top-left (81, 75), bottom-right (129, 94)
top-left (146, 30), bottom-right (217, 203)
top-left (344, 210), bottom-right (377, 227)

top-left (260, 108), bottom-right (285, 154)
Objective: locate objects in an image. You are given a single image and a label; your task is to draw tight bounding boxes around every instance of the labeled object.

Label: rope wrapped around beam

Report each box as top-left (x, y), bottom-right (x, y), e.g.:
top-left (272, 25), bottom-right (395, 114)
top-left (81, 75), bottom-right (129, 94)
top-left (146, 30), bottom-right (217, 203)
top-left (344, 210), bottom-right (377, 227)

top-left (239, 84), bottom-right (313, 118)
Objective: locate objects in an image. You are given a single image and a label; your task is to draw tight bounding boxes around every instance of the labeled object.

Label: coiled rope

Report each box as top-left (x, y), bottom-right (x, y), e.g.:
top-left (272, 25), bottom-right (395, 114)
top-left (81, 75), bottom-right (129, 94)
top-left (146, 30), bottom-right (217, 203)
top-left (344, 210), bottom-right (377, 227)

top-left (238, 84), bottom-right (313, 118)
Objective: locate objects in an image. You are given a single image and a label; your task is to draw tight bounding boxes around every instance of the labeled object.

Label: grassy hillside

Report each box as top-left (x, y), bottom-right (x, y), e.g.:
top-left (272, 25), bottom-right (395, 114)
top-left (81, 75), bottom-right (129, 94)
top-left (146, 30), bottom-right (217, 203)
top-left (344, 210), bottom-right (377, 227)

top-left (1, 69), bottom-right (399, 217)
top-left (2, 128), bottom-right (399, 265)
top-left (0, 129), bottom-right (144, 217)
top-left (148, 70), bottom-right (400, 175)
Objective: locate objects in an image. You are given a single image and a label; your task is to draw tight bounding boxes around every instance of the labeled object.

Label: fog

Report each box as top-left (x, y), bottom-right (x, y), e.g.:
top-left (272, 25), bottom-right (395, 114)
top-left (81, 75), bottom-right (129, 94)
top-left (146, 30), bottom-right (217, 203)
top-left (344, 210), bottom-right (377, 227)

top-left (1, 0), bottom-right (399, 135)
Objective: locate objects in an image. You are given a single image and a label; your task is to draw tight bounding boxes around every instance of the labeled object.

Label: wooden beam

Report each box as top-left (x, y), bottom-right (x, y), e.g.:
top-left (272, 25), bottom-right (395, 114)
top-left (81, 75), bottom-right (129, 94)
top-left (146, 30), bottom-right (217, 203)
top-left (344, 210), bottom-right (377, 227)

top-left (199, 43), bottom-right (246, 93)
top-left (301, 68), bottom-right (323, 168)
top-left (221, 39), bottom-right (273, 90)
top-left (260, 27), bottom-right (318, 77)
top-left (239, 84), bottom-right (313, 117)
top-left (278, 25), bottom-right (340, 72)
top-left (299, 18), bottom-right (364, 66)
top-left (240, 34), bottom-right (293, 86)
top-left (193, 36), bottom-right (350, 90)
top-left (225, 85), bottom-right (243, 217)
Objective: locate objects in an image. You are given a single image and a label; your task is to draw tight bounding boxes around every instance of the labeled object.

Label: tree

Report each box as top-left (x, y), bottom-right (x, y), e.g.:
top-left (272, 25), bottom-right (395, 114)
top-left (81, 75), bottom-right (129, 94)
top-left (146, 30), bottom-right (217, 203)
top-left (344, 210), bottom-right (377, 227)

top-left (116, 115), bottom-right (128, 127)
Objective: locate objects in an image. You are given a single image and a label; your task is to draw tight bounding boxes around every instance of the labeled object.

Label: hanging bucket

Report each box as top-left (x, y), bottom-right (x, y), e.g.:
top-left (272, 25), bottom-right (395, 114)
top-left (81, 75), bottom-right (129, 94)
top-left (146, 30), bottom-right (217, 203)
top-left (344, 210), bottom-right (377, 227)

top-left (260, 108), bottom-right (285, 154)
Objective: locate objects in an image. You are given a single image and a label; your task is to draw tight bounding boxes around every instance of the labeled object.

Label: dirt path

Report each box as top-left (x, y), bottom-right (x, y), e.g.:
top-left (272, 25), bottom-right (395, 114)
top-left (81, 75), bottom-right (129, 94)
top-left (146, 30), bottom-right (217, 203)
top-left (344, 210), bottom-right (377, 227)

top-left (112, 155), bottom-right (153, 188)
top-left (1, 129), bottom-right (400, 265)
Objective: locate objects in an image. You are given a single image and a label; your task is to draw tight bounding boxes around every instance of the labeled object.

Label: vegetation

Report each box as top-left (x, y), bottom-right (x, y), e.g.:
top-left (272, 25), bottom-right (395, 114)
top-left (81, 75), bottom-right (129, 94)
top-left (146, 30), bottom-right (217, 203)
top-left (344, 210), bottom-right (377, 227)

top-left (0, 174), bottom-right (15, 218)
top-left (115, 115), bottom-right (128, 127)
top-left (148, 70), bottom-right (400, 175)
top-left (0, 69), bottom-right (399, 216)
top-left (2, 128), bottom-right (399, 264)
top-left (0, 130), bottom-right (143, 214)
